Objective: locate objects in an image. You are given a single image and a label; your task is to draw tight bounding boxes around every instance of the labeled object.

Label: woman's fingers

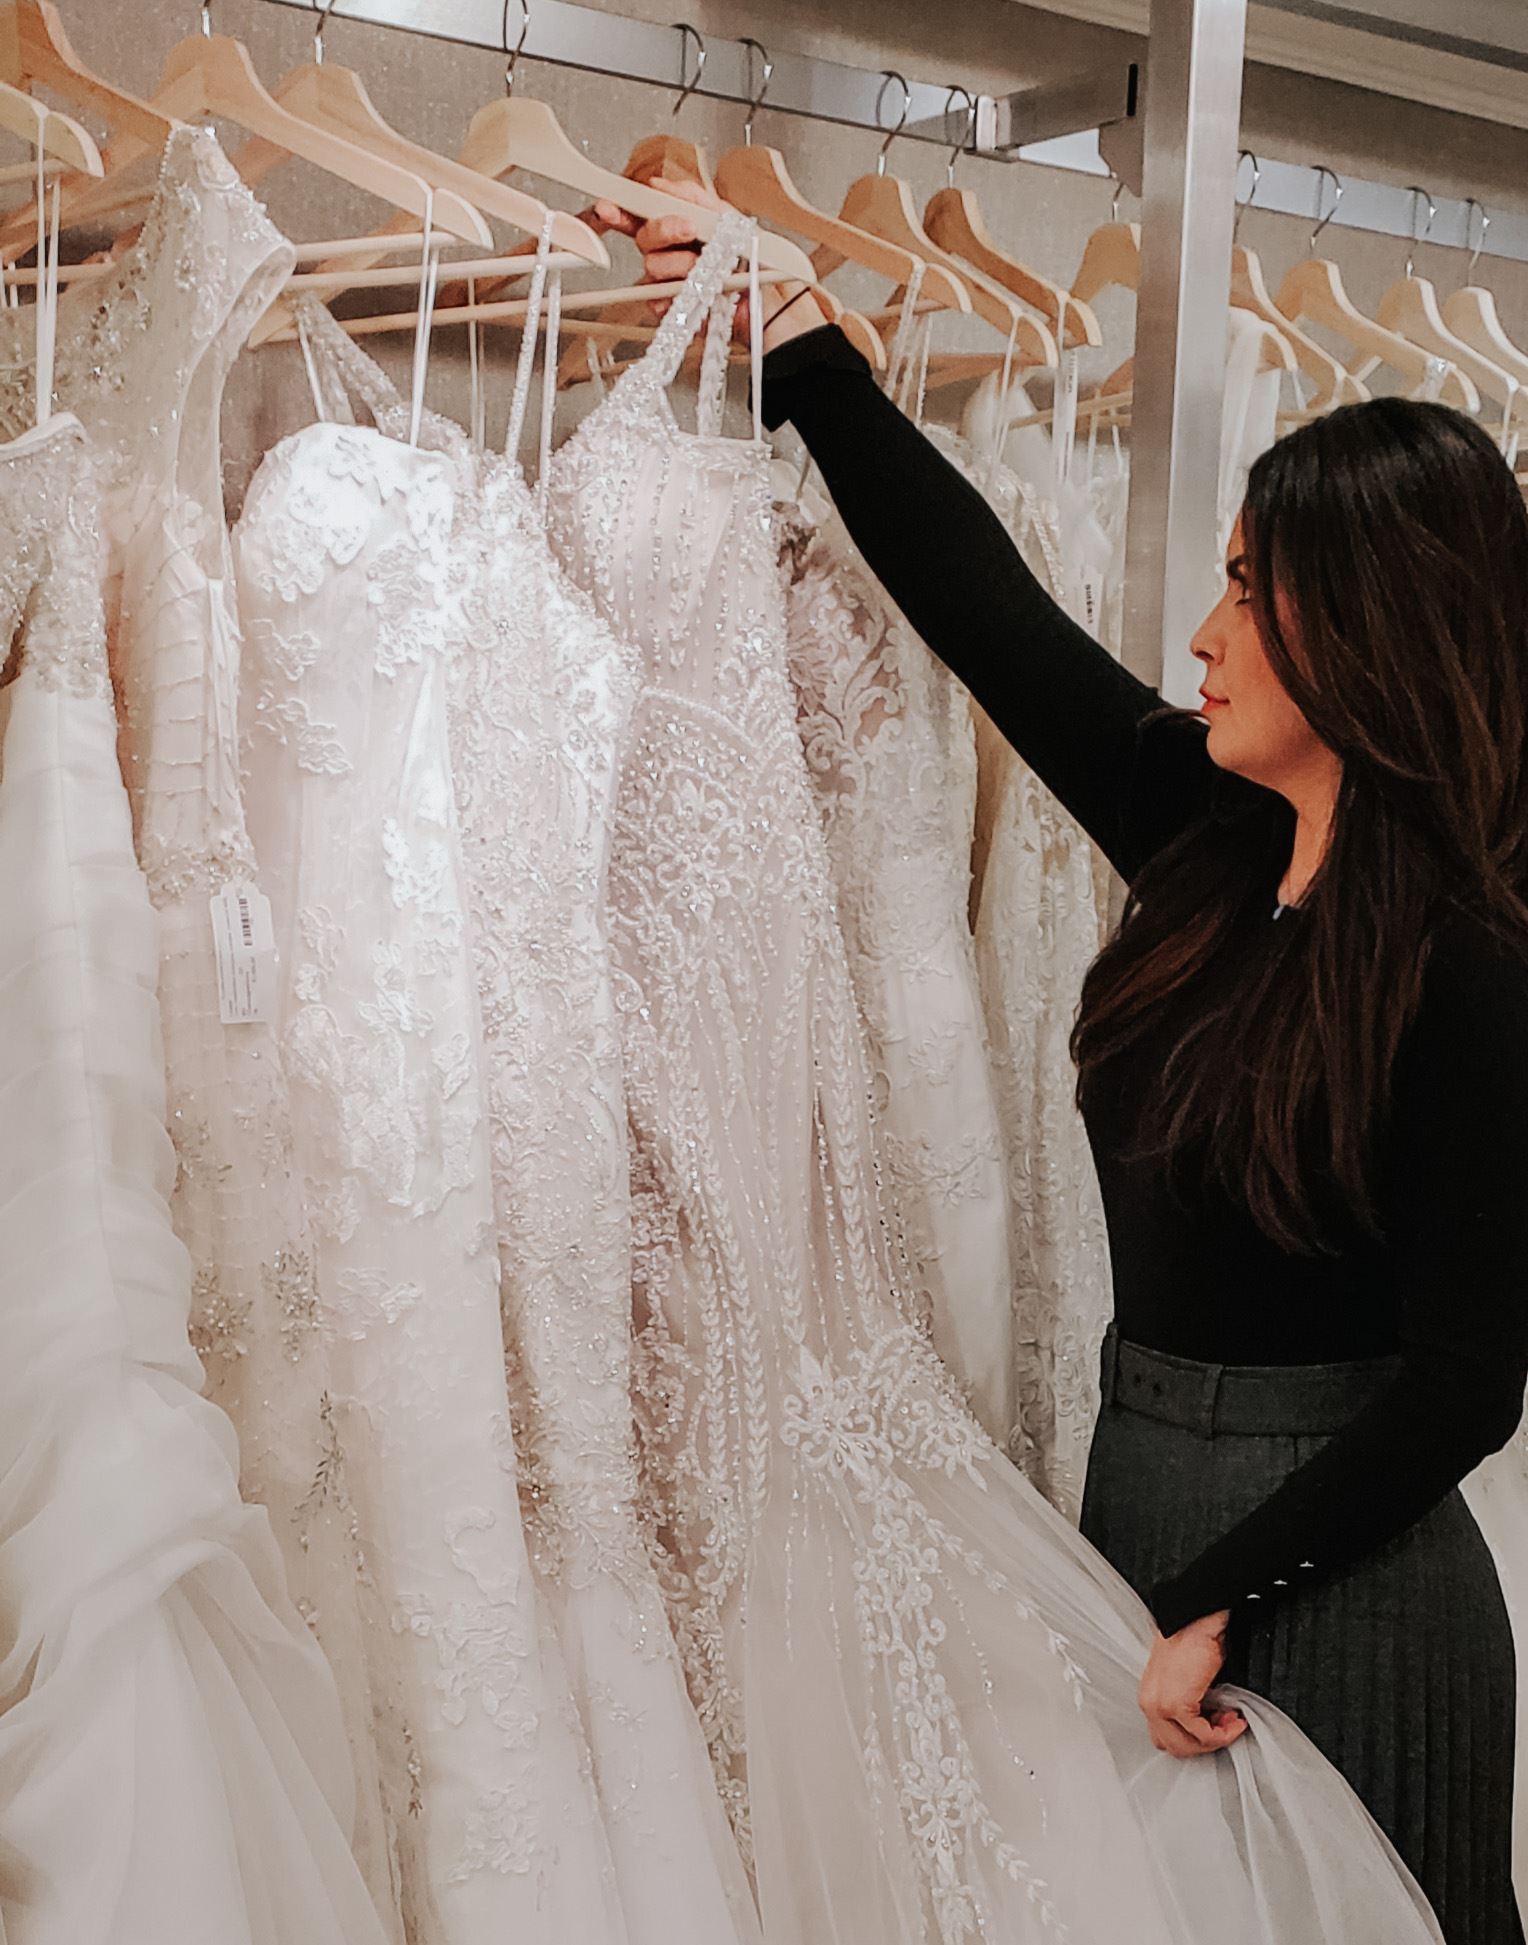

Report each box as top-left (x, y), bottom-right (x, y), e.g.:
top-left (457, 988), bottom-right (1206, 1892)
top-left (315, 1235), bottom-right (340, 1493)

top-left (642, 247), bottom-right (707, 284)
top-left (1146, 1703), bottom-right (1248, 1758)
top-left (588, 199), bottom-right (639, 238)
top-left (633, 213), bottom-right (706, 258)
top-left (1147, 1714), bottom-right (1206, 1758)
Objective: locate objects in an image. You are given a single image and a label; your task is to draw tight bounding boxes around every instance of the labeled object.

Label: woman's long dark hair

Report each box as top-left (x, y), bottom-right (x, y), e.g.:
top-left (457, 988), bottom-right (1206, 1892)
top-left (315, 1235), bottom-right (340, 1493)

top-left (1073, 400), bottom-right (1528, 1252)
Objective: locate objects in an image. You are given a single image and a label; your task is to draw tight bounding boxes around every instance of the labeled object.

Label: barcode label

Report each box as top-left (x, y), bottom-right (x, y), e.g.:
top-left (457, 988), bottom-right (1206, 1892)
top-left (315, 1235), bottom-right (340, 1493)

top-left (210, 882), bottom-right (276, 1025)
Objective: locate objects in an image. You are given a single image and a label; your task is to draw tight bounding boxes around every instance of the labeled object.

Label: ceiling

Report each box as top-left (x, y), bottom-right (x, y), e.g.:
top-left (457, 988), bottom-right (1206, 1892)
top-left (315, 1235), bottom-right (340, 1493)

top-left (1010, 0), bottom-right (1528, 127)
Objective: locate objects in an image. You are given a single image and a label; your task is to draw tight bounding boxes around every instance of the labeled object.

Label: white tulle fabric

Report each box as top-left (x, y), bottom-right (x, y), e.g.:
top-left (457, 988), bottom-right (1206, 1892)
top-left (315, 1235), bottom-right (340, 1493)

top-left (545, 214), bottom-right (1444, 1945)
top-left (289, 295), bottom-right (760, 1945)
top-left (234, 404), bottom-right (576, 1941)
top-left (776, 485), bottom-right (1015, 1446)
top-left (0, 128), bottom-right (397, 1922)
top-left (0, 413), bottom-right (387, 1945)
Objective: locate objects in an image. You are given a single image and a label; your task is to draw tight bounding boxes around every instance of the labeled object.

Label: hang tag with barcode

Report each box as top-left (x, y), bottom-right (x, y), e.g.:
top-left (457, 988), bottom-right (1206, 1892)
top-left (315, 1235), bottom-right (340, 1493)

top-left (210, 881), bottom-right (276, 1025)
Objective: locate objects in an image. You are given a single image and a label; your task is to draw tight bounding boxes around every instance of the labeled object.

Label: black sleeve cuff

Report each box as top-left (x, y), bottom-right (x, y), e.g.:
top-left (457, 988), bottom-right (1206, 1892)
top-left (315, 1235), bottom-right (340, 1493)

top-left (760, 322), bottom-right (874, 431)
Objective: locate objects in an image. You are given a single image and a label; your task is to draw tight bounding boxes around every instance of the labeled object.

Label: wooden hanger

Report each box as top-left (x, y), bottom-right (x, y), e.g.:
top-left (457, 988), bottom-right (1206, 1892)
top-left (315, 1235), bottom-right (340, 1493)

top-left (459, 95), bottom-right (813, 283)
top-left (1442, 287), bottom-right (1528, 398)
top-left (625, 134), bottom-right (714, 194)
top-left (1, 0), bottom-right (178, 150)
top-left (261, 267), bottom-right (778, 344)
top-left (1368, 192), bottom-right (1518, 420)
top-left (713, 56), bottom-right (972, 319)
top-left (6, 25), bottom-right (492, 255)
top-left (1275, 254), bottom-right (1477, 411)
top-left (0, 75), bottom-right (100, 173)
top-left (229, 7), bottom-right (605, 347)
top-left (716, 141), bottom-right (967, 312)
top-left (839, 171), bottom-right (1054, 362)
top-left (1232, 245), bottom-right (1365, 408)
top-left (1439, 200), bottom-right (1528, 403)
top-left (925, 186), bottom-right (1099, 349)
top-left (249, 65), bottom-right (600, 258)
top-left (623, 24), bottom-right (716, 194)
top-left (1070, 219), bottom-right (1139, 304)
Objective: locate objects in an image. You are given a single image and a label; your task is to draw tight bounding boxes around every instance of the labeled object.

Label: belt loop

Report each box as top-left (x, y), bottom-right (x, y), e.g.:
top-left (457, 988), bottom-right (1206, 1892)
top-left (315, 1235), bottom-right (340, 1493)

top-left (1194, 1360), bottom-right (1226, 1439)
top-left (1100, 1327), bottom-right (1120, 1405)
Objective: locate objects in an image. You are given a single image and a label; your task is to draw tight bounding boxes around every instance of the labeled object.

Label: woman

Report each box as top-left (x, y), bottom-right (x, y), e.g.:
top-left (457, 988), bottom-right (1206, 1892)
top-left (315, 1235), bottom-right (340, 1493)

top-left (608, 193), bottom-right (1528, 1945)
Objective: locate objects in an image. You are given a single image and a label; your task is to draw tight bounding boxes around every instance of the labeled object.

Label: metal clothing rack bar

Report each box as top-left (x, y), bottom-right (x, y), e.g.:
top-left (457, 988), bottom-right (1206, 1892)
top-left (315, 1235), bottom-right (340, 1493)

top-left (260, 0), bottom-right (1137, 166)
top-left (1233, 155), bottom-right (1528, 271)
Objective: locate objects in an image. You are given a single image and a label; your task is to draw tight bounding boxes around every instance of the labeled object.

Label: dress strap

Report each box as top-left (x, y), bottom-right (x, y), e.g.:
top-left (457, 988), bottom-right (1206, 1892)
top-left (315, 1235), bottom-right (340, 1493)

top-left (618, 209), bottom-right (756, 403)
top-left (503, 211), bottom-right (556, 461)
top-left (884, 260), bottom-right (926, 412)
top-left (406, 186), bottom-right (441, 447)
top-left (291, 295), bottom-right (400, 426)
top-left (695, 287), bottom-right (738, 438)
top-left (536, 267), bottom-right (562, 512)
top-left (30, 115), bottom-right (59, 431)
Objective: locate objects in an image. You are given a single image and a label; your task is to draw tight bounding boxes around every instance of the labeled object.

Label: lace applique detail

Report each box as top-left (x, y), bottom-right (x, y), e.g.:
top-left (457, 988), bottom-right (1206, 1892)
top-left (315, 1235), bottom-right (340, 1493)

top-left (236, 407), bottom-right (553, 1929)
top-left (0, 421), bottom-right (112, 702)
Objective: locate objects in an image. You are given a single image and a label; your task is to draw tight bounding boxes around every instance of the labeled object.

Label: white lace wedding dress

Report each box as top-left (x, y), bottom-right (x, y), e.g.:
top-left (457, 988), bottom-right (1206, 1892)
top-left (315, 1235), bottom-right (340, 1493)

top-left (777, 486), bottom-right (1014, 1445)
top-left (545, 212), bottom-right (1444, 1945)
top-left (235, 355), bottom-right (588, 1940)
top-left (290, 284), bottom-right (759, 1945)
top-left (0, 407), bottom-right (387, 1945)
top-left (0, 127), bottom-right (395, 1926)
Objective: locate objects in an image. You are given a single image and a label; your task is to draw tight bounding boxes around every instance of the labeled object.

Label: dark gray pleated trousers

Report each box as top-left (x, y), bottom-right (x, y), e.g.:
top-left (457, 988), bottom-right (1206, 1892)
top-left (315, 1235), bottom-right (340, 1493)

top-left (1081, 1328), bottom-right (1522, 1945)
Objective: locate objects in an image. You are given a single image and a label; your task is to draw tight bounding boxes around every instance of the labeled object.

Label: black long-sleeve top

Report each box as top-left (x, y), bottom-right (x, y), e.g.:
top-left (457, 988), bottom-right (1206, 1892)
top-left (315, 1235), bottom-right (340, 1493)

top-left (762, 324), bottom-right (1528, 1637)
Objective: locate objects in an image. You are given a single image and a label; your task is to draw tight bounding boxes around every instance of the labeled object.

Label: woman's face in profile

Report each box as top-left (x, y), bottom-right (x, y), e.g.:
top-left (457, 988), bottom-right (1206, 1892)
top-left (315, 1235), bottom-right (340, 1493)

top-left (1191, 516), bottom-right (1331, 798)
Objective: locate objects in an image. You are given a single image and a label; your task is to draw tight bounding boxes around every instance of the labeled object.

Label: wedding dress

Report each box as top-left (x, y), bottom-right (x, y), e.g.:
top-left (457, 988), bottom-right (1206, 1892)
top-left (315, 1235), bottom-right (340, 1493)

top-left (0, 396), bottom-right (388, 1944)
top-left (234, 321), bottom-right (600, 1941)
top-left (289, 277), bottom-right (760, 1945)
top-left (0, 127), bottom-right (395, 1924)
top-left (777, 485), bottom-right (1014, 1445)
top-left (545, 212), bottom-right (1444, 1945)
top-left (922, 411), bottom-right (1113, 1517)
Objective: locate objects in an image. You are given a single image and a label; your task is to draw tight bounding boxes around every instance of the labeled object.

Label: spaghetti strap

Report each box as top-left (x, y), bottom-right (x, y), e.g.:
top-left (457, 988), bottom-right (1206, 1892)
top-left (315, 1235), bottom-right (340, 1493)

top-left (503, 212), bottom-right (557, 461)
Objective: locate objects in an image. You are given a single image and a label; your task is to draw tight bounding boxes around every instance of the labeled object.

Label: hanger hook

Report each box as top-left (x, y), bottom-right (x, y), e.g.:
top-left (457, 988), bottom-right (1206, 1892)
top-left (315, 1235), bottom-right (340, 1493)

top-left (199, 0), bottom-right (212, 35)
top-left (1109, 174), bottom-right (1124, 222)
top-left (1404, 183), bottom-right (1436, 280)
top-left (502, 0), bottom-right (530, 95)
top-left (1308, 165), bottom-right (1341, 254)
top-left (875, 70), bottom-right (911, 177)
top-left (943, 84), bottom-right (976, 187)
top-left (672, 22), bottom-right (706, 117)
top-left (1232, 150), bottom-right (1260, 247)
top-left (739, 36), bottom-right (772, 146)
top-left (313, 0), bottom-right (343, 66)
top-left (1463, 196), bottom-right (1491, 286)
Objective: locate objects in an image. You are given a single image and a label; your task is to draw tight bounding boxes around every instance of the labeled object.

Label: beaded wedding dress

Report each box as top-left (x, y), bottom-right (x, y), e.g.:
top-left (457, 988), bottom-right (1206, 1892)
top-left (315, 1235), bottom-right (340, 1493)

top-left (777, 486), bottom-right (1014, 1445)
top-left (287, 283), bottom-right (760, 1945)
top-left (0, 400), bottom-right (387, 1944)
top-left (0, 127), bottom-right (395, 1925)
top-left (545, 213), bottom-right (1444, 1945)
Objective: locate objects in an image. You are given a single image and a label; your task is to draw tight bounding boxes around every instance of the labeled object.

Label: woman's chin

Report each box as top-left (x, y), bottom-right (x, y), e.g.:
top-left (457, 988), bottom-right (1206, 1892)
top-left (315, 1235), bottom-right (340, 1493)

top-left (1201, 712), bottom-right (1234, 769)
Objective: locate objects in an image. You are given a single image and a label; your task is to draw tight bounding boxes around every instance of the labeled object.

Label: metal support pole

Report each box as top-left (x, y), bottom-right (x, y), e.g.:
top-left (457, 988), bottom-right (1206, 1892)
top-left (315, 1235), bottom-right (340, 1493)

top-left (1122, 0), bottom-right (1249, 699)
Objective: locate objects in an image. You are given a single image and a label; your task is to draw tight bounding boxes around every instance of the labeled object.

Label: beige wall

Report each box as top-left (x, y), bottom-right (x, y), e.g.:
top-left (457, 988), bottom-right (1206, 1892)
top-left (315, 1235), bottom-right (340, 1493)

top-left (50, 0), bottom-right (1528, 500)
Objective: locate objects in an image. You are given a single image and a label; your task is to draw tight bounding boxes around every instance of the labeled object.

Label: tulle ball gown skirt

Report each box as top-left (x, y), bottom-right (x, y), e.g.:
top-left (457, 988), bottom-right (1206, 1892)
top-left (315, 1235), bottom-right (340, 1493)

top-left (1082, 1328), bottom-right (1523, 1945)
